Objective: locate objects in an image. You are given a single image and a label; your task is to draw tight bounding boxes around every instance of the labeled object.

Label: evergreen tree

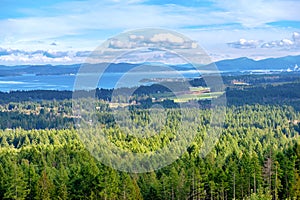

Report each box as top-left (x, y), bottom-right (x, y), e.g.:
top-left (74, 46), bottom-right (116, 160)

top-left (4, 159), bottom-right (29, 200)
top-left (35, 170), bottom-right (54, 200)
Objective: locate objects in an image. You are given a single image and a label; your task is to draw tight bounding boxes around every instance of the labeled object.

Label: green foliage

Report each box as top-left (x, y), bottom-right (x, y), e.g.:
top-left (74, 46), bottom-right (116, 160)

top-left (0, 103), bottom-right (299, 199)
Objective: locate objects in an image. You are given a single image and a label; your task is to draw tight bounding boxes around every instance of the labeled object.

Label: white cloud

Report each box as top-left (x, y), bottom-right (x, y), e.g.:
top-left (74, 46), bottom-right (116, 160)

top-left (0, 47), bottom-right (89, 65)
top-left (293, 32), bottom-right (300, 45)
top-left (212, 0), bottom-right (300, 27)
top-left (5, 0), bottom-right (299, 48)
top-left (129, 34), bottom-right (145, 41)
top-left (107, 32), bottom-right (198, 49)
top-left (227, 32), bottom-right (300, 50)
top-left (109, 39), bottom-right (134, 49)
top-left (0, 54), bottom-right (73, 64)
top-left (261, 32), bottom-right (300, 49)
top-left (150, 33), bottom-right (184, 43)
top-left (186, 28), bottom-right (300, 61)
top-left (261, 39), bottom-right (293, 48)
top-left (227, 39), bottom-right (262, 49)
top-left (0, 0), bottom-right (299, 64)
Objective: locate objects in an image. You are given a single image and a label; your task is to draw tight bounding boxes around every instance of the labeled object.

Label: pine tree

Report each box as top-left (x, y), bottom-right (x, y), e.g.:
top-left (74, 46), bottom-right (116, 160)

top-left (98, 167), bottom-right (120, 200)
top-left (4, 159), bottom-right (29, 200)
top-left (292, 170), bottom-right (300, 199)
top-left (0, 162), bottom-right (7, 198)
top-left (35, 170), bottom-right (54, 200)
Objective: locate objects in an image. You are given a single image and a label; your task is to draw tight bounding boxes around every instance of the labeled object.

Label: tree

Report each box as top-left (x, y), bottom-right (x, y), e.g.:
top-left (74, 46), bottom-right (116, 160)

top-left (98, 167), bottom-right (120, 200)
top-left (35, 170), bottom-right (55, 200)
top-left (4, 159), bottom-right (29, 200)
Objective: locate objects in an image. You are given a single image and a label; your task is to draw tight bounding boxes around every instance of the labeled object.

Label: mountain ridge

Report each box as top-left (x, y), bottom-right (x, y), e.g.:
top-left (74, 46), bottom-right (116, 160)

top-left (0, 55), bottom-right (300, 75)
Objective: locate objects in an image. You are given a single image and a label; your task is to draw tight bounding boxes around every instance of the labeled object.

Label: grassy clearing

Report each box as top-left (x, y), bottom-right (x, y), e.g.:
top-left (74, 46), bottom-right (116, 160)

top-left (189, 86), bottom-right (210, 92)
top-left (173, 92), bottom-right (224, 103)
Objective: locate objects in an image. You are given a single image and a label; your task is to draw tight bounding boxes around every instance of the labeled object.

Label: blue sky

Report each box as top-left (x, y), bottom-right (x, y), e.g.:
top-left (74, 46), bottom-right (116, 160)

top-left (0, 0), bottom-right (299, 65)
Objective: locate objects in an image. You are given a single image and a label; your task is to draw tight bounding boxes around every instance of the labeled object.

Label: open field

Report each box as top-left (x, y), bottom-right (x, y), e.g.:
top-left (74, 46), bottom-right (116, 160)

top-left (172, 91), bottom-right (224, 102)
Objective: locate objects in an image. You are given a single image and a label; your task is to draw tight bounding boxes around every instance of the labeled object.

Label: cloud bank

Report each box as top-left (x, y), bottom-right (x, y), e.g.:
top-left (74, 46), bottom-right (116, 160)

top-left (108, 33), bottom-right (198, 49)
top-left (1, 31), bottom-right (300, 65)
top-left (228, 32), bottom-right (300, 50)
top-left (227, 39), bottom-right (262, 49)
top-left (0, 47), bottom-right (90, 65)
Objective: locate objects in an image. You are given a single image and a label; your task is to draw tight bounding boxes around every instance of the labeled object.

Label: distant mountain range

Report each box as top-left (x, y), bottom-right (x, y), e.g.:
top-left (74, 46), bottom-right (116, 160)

top-left (0, 55), bottom-right (300, 77)
top-left (213, 55), bottom-right (300, 72)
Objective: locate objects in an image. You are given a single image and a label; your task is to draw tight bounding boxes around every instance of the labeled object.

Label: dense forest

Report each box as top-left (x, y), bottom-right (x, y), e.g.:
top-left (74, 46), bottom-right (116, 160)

top-left (0, 103), bottom-right (300, 199)
top-left (0, 73), bottom-right (300, 199)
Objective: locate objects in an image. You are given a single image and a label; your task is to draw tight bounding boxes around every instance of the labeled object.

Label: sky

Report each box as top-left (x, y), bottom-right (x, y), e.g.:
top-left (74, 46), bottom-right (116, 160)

top-left (0, 0), bottom-right (299, 65)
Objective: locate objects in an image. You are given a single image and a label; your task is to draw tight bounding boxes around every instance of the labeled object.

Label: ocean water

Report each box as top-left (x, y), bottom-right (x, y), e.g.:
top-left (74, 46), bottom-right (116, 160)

top-left (0, 70), bottom-right (201, 92)
top-left (0, 74), bottom-right (75, 92)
